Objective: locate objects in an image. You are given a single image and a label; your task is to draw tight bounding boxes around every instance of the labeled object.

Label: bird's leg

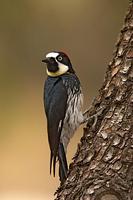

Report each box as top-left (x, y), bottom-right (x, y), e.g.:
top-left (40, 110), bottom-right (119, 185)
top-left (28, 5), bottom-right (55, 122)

top-left (81, 108), bottom-right (105, 129)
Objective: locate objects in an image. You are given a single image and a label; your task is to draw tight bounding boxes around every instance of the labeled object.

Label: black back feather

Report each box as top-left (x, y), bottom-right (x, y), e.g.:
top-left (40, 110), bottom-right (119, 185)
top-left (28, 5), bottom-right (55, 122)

top-left (44, 76), bottom-right (68, 176)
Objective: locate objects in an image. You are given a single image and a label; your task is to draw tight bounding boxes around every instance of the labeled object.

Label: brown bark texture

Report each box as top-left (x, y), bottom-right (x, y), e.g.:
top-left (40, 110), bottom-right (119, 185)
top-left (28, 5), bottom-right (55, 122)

top-left (55, 2), bottom-right (133, 200)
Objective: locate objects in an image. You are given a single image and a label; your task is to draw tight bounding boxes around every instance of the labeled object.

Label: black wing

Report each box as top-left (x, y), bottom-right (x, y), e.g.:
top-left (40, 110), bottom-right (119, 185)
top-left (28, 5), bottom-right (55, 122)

top-left (44, 77), bottom-right (68, 176)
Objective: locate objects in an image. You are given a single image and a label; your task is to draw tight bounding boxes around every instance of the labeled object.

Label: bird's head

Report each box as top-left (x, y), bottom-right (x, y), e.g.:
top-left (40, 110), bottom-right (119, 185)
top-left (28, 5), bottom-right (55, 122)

top-left (42, 51), bottom-right (75, 77)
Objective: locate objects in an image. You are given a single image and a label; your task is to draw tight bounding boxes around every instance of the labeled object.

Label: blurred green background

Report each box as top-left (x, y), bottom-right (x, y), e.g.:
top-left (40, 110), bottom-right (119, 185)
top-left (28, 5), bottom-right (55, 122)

top-left (0, 0), bottom-right (128, 199)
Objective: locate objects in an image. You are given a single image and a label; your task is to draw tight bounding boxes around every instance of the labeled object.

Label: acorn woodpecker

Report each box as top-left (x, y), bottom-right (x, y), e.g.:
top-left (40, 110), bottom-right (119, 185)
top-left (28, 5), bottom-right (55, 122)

top-left (42, 51), bottom-right (84, 183)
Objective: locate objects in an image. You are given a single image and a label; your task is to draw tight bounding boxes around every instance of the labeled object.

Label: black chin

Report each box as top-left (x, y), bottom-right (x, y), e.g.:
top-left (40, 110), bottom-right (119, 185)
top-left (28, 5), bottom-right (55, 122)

top-left (47, 63), bottom-right (59, 72)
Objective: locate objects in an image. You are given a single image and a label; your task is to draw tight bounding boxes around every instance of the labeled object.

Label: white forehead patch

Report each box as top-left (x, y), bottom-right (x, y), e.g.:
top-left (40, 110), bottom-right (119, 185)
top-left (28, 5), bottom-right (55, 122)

top-left (46, 52), bottom-right (59, 58)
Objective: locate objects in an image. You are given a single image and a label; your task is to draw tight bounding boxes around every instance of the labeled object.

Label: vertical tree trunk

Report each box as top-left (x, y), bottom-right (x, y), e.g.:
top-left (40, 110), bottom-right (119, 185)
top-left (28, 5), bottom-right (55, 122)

top-left (55, 1), bottom-right (133, 200)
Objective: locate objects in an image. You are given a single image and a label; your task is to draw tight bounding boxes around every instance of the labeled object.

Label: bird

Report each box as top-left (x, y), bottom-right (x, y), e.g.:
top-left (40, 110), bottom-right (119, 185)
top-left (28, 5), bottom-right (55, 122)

top-left (42, 51), bottom-right (84, 184)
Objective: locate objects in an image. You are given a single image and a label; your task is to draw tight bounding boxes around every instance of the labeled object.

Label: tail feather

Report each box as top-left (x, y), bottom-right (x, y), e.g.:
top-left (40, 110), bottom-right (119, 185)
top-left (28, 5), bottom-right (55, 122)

top-left (50, 152), bottom-right (57, 177)
top-left (53, 155), bottom-right (56, 177)
top-left (58, 143), bottom-right (68, 183)
top-left (50, 153), bottom-right (52, 175)
top-left (50, 143), bottom-right (68, 183)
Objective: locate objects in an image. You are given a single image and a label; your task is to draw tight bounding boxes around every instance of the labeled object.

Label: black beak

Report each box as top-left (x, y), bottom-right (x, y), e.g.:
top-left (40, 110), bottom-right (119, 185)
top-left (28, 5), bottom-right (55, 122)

top-left (42, 58), bottom-right (49, 63)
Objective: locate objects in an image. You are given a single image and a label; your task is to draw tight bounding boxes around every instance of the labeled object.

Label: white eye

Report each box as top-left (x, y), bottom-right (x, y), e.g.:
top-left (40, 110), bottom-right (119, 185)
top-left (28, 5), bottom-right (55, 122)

top-left (58, 56), bottom-right (63, 61)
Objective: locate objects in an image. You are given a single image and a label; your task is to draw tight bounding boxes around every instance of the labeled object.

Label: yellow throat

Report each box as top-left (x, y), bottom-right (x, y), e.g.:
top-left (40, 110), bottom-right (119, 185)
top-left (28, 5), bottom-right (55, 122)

top-left (46, 64), bottom-right (69, 77)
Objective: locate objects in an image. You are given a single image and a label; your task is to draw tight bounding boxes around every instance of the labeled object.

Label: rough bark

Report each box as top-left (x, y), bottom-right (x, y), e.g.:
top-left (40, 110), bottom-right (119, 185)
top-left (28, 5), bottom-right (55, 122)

top-left (55, 1), bottom-right (133, 200)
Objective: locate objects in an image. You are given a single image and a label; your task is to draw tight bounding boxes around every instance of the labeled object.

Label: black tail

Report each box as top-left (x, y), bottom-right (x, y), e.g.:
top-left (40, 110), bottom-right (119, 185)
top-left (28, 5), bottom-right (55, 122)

top-left (50, 152), bottom-right (56, 176)
top-left (58, 143), bottom-right (68, 184)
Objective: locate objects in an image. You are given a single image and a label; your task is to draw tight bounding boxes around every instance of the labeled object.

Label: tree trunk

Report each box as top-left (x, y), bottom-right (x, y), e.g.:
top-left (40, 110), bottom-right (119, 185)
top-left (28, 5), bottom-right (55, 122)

top-left (55, 1), bottom-right (133, 200)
